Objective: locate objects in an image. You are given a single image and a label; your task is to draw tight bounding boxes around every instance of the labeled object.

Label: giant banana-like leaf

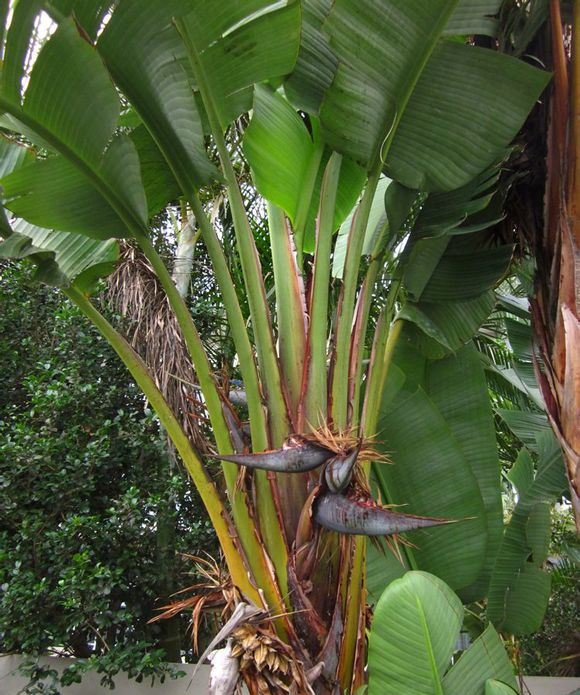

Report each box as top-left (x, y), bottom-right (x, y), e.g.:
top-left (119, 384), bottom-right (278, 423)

top-left (284, 0), bottom-right (337, 113)
top-left (375, 341), bottom-right (503, 594)
top-left (245, 85), bottom-right (318, 224)
top-left (318, 0), bottom-right (459, 171)
top-left (0, 135), bottom-right (117, 292)
top-left (368, 572), bottom-right (517, 695)
top-left (368, 572), bottom-right (463, 695)
top-left (385, 41), bottom-right (546, 190)
top-left (424, 345), bottom-right (503, 601)
top-left (412, 168), bottom-right (501, 240)
top-left (0, 219), bottom-right (118, 292)
top-left (398, 229), bottom-right (512, 357)
top-left (244, 84), bottom-right (366, 254)
top-left (441, 625), bottom-right (518, 695)
top-left (1, 139), bottom-right (146, 239)
top-left (445, 0), bottom-right (503, 37)
top-left (177, 0), bottom-right (301, 128)
top-left (301, 0), bottom-right (549, 189)
top-left (1, 0), bottom-right (44, 104)
top-left (284, 0), bottom-right (503, 117)
top-left (400, 293), bottom-right (497, 359)
top-left (96, 0), bottom-right (218, 193)
top-left (487, 432), bottom-right (568, 634)
top-left (0, 18), bottom-right (149, 239)
top-left (17, 18), bottom-right (118, 165)
top-left (495, 409), bottom-right (553, 453)
top-left (376, 355), bottom-right (487, 590)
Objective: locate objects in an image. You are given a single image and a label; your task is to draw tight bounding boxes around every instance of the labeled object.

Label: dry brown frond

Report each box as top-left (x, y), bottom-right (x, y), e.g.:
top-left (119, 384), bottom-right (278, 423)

top-left (232, 623), bottom-right (314, 695)
top-left (148, 553), bottom-right (239, 654)
top-left (107, 242), bottom-right (212, 454)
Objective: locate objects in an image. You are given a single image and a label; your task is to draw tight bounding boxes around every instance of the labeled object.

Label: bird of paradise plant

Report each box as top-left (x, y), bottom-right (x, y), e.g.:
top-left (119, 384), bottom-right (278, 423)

top-left (0, 1), bottom-right (553, 692)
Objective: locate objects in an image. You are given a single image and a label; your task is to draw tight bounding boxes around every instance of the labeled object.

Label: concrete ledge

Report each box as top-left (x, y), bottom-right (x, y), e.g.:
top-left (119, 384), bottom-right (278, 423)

top-left (521, 676), bottom-right (580, 695)
top-left (0, 655), bottom-right (209, 695)
top-left (1, 655), bottom-right (579, 694)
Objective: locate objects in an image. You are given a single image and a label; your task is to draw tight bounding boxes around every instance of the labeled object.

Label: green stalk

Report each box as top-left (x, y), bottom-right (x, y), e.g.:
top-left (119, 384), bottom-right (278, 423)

top-left (189, 193), bottom-right (269, 453)
top-left (338, 537), bottom-right (366, 690)
top-left (362, 314), bottom-right (403, 439)
top-left (64, 286), bottom-right (260, 603)
top-left (331, 166), bottom-right (381, 430)
top-left (303, 152), bottom-right (342, 428)
top-left (139, 232), bottom-right (292, 608)
top-left (177, 19), bottom-right (290, 445)
top-left (267, 202), bottom-right (307, 422)
top-left (348, 230), bottom-right (391, 426)
top-left (348, 257), bottom-right (380, 427)
top-left (175, 22), bottom-right (292, 601)
top-left (189, 195), bottom-right (290, 605)
top-left (267, 202), bottom-right (314, 546)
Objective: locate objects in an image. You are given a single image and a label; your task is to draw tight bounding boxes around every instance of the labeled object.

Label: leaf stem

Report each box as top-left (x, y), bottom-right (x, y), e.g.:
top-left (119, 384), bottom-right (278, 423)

top-left (303, 151), bottom-right (342, 428)
top-left (331, 165), bottom-right (381, 430)
top-left (177, 18), bottom-right (290, 445)
top-left (64, 286), bottom-right (259, 602)
top-left (188, 193), bottom-right (269, 452)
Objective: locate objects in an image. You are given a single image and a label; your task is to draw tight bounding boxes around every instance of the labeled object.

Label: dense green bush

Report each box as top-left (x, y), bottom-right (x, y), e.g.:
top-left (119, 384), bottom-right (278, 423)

top-left (0, 261), bottom-right (217, 692)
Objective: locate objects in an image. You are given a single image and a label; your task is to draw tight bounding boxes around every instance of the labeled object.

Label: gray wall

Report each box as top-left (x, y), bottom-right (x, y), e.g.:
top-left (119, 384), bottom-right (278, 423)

top-left (1, 655), bottom-right (579, 695)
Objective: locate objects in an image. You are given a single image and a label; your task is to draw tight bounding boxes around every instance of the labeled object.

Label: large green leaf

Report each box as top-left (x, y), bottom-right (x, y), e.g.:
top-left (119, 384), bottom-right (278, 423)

top-left (368, 572), bottom-right (463, 695)
top-left (96, 0), bottom-right (218, 192)
top-left (0, 16), bottom-right (149, 239)
top-left (129, 126), bottom-right (182, 217)
top-left (376, 341), bottom-right (491, 591)
top-left (386, 41), bottom-right (547, 191)
top-left (412, 168), bottom-right (501, 240)
top-left (1, 135), bottom-right (146, 240)
top-left (0, 0), bottom-right (44, 103)
top-left (305, 0), bottom-right (548, 190)
top-left (368, 572), bottom-right (518, 695)
top-left (178, 0), bottom-right (301, 128)
top-left (419, 245), bottom-right (512, 302)
top-left (495, 409), bottom-right (552, 452)
top-left (0, 127), bottom-right (118, 293)
top-left (284, 0), bottom-right (337, 113)
top-left (22, 18), bottom-right (119, 165)
top-left (319, 0), bottom-right (459, 170)
top-left (0, 218), bottom-right (118, 291)
top-left (445, 0), bottom-right (503, 37)
top-left (244, 85), bottom-right (319, 223)
top-left (244, 84), bottom-right (366, 252)
top-left (400, 252), bottom-right (509, 359)
top-left (487, 433), bottom-right (568, 634)
top-left (441, 625), bottom-right (518, 695)
top-left (424, 345), bottom-right (503, 601)
top-left (399, 292), bottom-right (497, 359)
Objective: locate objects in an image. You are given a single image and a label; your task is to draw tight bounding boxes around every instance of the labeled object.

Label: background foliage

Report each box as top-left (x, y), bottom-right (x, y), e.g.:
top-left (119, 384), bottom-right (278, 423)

top-left (0, 259), bottom-right (217, 692)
